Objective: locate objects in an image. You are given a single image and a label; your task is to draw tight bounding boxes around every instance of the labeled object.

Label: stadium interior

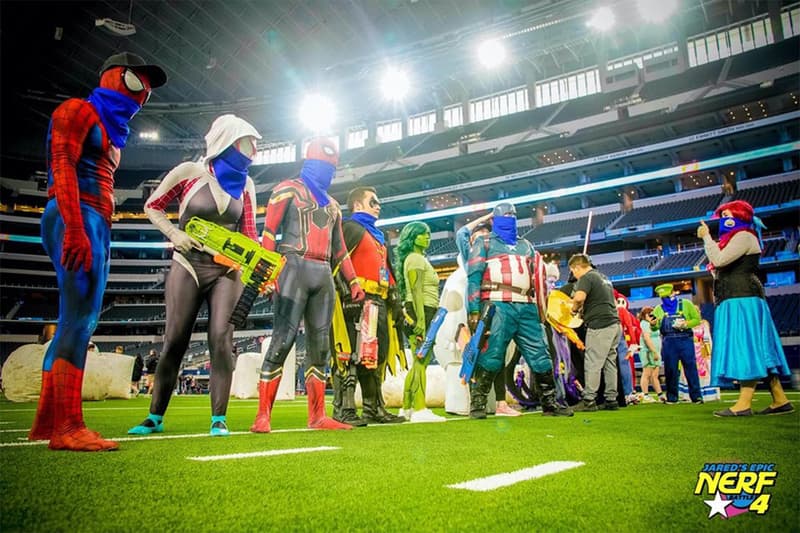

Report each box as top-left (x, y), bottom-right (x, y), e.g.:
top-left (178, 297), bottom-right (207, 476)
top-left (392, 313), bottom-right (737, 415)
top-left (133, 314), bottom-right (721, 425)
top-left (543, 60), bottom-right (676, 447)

top-left (0, 0), bottom-right (798, 385)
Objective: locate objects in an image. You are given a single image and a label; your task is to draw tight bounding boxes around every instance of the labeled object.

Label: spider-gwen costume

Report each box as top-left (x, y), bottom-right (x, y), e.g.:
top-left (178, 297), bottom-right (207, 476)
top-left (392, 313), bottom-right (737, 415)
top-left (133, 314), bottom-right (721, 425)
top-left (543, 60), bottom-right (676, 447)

top-left (129, 115), bottom-right (260, 437)
top-left (251, 138), bottom-right (364, 433)
top-left (29, 52), bottom-right (166, 451)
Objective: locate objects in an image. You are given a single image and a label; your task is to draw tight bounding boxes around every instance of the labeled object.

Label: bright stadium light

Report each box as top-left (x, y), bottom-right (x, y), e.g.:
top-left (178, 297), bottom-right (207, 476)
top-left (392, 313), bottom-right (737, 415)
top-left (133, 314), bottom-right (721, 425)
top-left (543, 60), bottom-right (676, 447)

top-left (636, 0), bottom-right (677, 23)
top-left (381, 67), bottom-right (410, 100)
top-left (587, 7), bottom-right (615, 32)
top-left (477, 39), bottom-right (507, 69)
top-left (298, 93), bottom-right (336, 132)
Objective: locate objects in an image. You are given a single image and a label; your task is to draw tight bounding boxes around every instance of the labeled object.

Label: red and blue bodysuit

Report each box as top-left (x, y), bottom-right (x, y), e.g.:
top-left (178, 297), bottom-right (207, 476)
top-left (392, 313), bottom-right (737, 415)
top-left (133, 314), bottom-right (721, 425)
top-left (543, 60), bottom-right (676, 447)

top-left (29, 53), bottom-right (166, 451)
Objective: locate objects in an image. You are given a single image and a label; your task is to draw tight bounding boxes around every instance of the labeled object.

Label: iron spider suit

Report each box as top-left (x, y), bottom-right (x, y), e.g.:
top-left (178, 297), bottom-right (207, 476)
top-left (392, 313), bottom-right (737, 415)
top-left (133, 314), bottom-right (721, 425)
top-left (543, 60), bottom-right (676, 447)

top-left (128, 114), bottom-right (260, 437)
top-left (29, 52), bottom-right (166, 451)
top-left (251, 138), bottom-right (364, 433)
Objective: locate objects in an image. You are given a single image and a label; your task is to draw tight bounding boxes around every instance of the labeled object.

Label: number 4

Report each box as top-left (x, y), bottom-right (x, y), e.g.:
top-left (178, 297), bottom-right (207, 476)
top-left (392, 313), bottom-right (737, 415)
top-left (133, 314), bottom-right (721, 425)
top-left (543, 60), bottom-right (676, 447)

top-left (749, 494), bottom-right (770, 514)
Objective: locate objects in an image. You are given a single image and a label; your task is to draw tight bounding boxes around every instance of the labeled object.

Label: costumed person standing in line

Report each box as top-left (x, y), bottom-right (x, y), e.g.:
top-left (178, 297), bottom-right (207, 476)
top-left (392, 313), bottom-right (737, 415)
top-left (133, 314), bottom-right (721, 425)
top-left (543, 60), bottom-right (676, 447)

top-left (651, 283), bottom-right (702, 405)
top-left (697, 200), bottom-right (792, 416)
top-left (29, 52), bottom-right (166, 451)
top-left (636, 306), bottom-right (665, 403)
top-left (396, 222), bottom-right (447, 422)
top-left (687, 318), bottom-right (719, 401)
top-left (128, 114), bottom-right (260, 436)
top-left (467, 203), bottom-right (572, 419)
top-left (330, 186), bottom-right (405, 425)
top-left (433, 213), bottom-right (493, 415)
top-left (251, 138), bottom-right (365, 433)
top-left (614, 290), bottom-right (641, 406)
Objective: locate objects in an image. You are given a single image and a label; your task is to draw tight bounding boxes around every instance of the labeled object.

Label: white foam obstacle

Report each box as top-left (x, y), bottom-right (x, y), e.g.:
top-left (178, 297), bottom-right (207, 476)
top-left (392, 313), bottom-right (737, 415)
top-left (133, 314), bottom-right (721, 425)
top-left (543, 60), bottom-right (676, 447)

top-left (230, 336), bottom-right (296, 400)
top-left (2, 343), bottom-right (135, 402)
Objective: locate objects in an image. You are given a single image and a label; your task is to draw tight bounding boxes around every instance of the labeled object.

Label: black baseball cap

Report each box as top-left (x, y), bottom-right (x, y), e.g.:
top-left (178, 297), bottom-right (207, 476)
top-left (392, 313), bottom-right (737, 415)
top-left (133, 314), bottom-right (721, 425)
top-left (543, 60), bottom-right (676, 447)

top-left (100, 52), bottom-right (167, 88)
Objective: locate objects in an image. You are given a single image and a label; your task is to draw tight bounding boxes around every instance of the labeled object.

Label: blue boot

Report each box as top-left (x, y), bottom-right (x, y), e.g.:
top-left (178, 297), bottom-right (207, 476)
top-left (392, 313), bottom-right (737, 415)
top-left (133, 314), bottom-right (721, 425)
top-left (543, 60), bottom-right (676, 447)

top-left (210, 415), bottom-right (230, 436)
top-left (128, 414), bottom-right (164, 435)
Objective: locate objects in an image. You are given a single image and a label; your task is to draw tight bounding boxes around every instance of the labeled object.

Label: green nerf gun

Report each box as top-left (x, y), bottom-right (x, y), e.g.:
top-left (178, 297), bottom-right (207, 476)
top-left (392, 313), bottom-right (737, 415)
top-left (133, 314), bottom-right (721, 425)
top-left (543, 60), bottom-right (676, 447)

top-left (185, 217), bottom-right (284, 328)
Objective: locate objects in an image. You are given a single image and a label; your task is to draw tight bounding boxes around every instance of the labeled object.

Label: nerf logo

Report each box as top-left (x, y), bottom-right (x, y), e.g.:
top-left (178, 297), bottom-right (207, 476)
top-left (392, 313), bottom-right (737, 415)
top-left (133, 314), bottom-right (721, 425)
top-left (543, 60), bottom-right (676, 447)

top-left (694, 463), bottom-right (778, 519)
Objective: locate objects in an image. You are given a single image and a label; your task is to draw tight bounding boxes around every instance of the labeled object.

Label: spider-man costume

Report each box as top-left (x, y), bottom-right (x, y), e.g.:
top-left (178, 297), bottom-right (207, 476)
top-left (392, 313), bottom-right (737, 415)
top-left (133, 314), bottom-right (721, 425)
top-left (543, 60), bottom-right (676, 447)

top-left (251, 138), bottom-right (364, 433)
top-left (29, 53), bottom-right (166, 451)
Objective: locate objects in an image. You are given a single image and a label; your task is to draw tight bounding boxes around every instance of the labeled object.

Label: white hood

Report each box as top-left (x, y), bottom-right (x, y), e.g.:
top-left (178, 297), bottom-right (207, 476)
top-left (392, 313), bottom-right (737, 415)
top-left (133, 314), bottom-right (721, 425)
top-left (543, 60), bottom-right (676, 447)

top-left (204, 114), bottom-right (261, 162)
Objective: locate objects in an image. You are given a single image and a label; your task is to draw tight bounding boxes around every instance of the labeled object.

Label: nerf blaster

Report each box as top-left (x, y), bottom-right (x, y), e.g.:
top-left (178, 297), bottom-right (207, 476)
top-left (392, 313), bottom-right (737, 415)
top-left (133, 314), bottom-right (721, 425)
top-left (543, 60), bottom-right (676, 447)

top-left (355, 299), bottom-right (379, 369)
top-left (185, 217), bottom-right (284, 328)
top-left (414, 306), bottom-right (448, 359)
top-left (459, 303), bottom-right (495, 384)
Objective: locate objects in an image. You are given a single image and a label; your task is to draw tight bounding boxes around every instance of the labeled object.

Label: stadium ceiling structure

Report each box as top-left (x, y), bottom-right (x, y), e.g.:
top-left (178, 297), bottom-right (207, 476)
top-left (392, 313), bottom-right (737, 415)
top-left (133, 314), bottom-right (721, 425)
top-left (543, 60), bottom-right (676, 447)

top-left (0, 0), bottom-right (783, 169)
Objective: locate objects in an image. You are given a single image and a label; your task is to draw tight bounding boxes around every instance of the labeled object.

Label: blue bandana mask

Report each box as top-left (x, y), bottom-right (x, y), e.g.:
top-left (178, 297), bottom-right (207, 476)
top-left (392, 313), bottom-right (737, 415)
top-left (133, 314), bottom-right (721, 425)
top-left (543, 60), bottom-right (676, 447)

top-left (349, 212), bottom-right (384, 245)
top-left (493, 215), bottom-right (517, 245)
top-left (718, 216), bottom-right (750, 239)
top-left (300, 159), bottom-right (335, 207)
top-left (211, 145), bottom-right (252, 198)
top-left (87, 88), bottom-right (142, 148)
top-left (661, 296), bottom-right (678, 315)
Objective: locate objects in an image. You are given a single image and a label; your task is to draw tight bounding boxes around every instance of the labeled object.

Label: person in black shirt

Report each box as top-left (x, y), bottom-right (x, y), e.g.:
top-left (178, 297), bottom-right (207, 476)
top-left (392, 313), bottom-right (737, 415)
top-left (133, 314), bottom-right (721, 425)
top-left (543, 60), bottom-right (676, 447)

top-left (568, 254), bottom-right (620, 412)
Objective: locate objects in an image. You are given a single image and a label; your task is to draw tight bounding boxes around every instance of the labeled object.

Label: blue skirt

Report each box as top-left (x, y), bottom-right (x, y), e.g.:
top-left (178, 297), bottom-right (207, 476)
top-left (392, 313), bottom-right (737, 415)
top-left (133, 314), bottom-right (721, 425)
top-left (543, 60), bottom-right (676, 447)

top-left (710, 297), bottom-right (789, 387)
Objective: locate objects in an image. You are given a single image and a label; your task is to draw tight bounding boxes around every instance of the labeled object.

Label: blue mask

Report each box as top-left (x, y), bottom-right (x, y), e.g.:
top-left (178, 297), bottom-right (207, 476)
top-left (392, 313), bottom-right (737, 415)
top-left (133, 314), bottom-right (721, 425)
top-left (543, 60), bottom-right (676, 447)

top-left (661, 296), bottom-right (678, 315)
top-left (300, 159), bottom-right (335, 207)
top-left (718, 216), bottom-right (750, 239)
top-left (211, 145), bottom-right (252, 199)
top-left (349, 212), bottom-right (384, 245)
top-left (493, 215), bottom-right (517, 245)
top-left (87, 88), bottom-right (142, 148)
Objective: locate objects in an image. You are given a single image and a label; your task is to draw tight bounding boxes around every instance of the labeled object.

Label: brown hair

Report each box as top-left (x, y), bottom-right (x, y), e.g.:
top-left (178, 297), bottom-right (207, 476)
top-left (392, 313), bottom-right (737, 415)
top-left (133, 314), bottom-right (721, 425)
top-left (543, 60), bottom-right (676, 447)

top-left (637, 306), bottom-right (654, 321)
top-left (568, 253), bottom-right (591, 268)
top-left (347, 186), bottom-right (377, 211)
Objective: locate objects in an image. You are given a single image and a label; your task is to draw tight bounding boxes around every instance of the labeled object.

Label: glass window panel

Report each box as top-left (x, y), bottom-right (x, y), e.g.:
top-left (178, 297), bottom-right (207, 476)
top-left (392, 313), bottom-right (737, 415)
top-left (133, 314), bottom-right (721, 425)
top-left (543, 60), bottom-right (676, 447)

top-left (577, 72), bottom-right (587, 97)
top-left (728, 27), bottom-right (742, 54)
top-left (567, 76), bottom-right (578, 100)
top-left (539, 84), bottom-right (551, 106)
top-left (695, 38), bottom-right (708, 65)
top-left (753, 20), bottom-right (767, 47)
top-left (706, 35), bottom-right (719, 61)
top-left (519, 89), bottom-right (529, 110)
top-left (687, 40), bottom-right (696, 66)
top-left (490, 96), bottom-right (500, 118)
top-left (499, 94), bottom-right (508, 116)
top-left (549, 81), bottom-right (559, 104)
top-left (765, 18), bottom-right (774, 43)
top-left (717, 31), bottom-right (730, 58)
top-left (741, 23), bottom-right (754, 51)
top-left (535, 85), bottom-right (542, 107)
top-left (587, 70), bottom-right (597, 94)
top-left (792, 8), bottom-right (800, 37)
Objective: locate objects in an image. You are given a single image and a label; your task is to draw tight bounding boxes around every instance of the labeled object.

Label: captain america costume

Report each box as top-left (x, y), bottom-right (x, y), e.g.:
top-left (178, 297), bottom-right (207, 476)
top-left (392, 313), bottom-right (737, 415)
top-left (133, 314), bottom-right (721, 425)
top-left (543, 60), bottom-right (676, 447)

top-left (29, 53), bottom-right (166, 451)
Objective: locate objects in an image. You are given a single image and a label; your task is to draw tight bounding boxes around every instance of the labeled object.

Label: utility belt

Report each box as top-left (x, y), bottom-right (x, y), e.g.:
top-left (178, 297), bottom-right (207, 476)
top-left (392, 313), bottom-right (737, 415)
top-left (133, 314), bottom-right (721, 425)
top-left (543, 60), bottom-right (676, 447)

top-left (481, 282), bottom-right (533, 297)
top-left (357, 276), bottom-right (389, 299)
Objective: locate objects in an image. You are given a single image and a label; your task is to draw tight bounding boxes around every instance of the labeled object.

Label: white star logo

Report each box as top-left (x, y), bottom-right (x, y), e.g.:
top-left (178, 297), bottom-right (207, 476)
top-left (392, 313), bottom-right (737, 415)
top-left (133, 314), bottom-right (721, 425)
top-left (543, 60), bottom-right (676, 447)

top-left (704, 491), bottom-right (733, 519)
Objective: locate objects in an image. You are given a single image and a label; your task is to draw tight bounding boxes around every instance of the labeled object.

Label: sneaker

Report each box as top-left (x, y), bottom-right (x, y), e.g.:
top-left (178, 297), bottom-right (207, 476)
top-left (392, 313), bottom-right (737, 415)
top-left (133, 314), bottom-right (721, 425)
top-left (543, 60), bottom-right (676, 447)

top-left (128, 418), bottom-right (164, 435)
top-left (625, 394), bottom-right (639, 405)
top-left (398, 408), bottom-right (412, 421)
top-left (495, 402), bottom-right (522, 417)
top-left (641, 394), bottom-right (656, 404)
top-left (602, 400), bottom-right (620, 411)
top-left (713, 408), bottom-right (752, 417)
top-left (692, 398), bottom-right (704, 405)
top-left (658, 394), bottom-right (667, 404)
top-left (210, 420), bottom-right (230, 437)
top-left (573, 400), bottom-right (598, 412)
top-left (409, 408), bottom-right (447, 423)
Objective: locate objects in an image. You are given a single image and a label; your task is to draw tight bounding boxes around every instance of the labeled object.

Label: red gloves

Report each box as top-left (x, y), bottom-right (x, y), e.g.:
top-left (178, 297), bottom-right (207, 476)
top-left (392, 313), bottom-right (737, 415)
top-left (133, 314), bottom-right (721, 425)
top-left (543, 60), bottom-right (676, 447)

top-left (62, 227), bottom-right (92, 272)
top-left (350, 282), bottom-right (365, 303)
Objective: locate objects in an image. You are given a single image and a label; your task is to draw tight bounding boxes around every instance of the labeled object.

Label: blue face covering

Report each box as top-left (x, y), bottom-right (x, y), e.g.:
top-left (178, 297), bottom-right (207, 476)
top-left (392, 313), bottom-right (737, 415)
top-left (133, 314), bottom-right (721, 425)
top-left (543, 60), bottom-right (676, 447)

top-left (349, 212), bottom-right (384, 245)
top-left (661, 296), bottom-right (678, 315)
top-left (211, 145), bottom-right (252, 199)
top-left (300, 159), bottom-right (335, 207)
top-left (493, 215), bottom-right (517, 245)
top-left (718, 216), bottom-right (751, 239)
top-left (87, 88), bottom-right (142, 148)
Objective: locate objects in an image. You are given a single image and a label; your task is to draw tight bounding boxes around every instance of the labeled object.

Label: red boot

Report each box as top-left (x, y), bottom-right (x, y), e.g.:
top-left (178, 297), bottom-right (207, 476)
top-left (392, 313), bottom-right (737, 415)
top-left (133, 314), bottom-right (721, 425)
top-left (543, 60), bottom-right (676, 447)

top-left (306, 375), bottom-right (352, 430)
top-left (250, 377), bottom-right (281, 433)
top-left (29, 370), bottom-right (54, 440)
top-left (47, 359), bottom-right (118, 452)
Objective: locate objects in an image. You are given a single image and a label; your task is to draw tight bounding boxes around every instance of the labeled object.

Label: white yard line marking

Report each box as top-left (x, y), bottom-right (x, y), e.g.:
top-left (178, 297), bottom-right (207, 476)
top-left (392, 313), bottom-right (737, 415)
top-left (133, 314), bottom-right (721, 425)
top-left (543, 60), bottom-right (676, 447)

top-left (0, 429), bottom-right (28, 433)
top-left (187, 446), bottom-right (340, 462)
top-left (447, 461), bottom-right (585, 492)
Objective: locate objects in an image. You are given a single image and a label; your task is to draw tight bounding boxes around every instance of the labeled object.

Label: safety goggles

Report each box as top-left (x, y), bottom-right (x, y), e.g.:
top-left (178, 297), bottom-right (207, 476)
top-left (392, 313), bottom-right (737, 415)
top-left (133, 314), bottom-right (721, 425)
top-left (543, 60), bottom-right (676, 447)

top-left (122, 69), bottom-right (151, 104)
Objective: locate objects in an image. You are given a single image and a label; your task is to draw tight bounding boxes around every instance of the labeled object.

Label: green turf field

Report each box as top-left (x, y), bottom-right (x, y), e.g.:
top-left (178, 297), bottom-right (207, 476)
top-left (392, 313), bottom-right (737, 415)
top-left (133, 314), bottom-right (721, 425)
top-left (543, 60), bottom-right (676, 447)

top-left (1, 391), bottom-right (798, 532)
